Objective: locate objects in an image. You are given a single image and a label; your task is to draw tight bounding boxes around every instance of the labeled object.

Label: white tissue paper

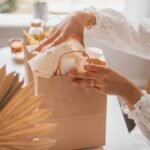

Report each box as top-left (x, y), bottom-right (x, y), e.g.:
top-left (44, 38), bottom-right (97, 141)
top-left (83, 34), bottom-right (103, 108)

top-left (60, 58), bottom-right (76, 75)
top-left (28, 40), bottom-right (86, 78)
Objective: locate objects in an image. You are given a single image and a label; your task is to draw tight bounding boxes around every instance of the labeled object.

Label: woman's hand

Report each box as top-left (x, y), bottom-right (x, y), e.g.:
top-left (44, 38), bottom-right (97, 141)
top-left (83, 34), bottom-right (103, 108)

top-left (33, 11), bottom-right (95, 52)
top-left (68, 64), bottom-right (143, 109)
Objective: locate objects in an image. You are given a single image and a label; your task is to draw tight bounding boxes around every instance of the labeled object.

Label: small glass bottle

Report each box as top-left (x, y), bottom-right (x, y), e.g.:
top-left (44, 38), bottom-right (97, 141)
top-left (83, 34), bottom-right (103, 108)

top-left (29, 19), bottom-right (44, 41)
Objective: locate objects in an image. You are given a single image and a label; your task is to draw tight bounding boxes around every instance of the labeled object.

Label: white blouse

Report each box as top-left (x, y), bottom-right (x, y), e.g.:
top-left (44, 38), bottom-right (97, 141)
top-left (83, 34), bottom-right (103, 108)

top-left (89, 8), bottom-right (150, 140)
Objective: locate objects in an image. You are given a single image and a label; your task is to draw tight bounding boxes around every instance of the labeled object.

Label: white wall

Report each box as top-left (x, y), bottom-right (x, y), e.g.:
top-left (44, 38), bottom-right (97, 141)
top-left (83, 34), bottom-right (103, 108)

top-left (0, 27), bottom-right (26, 48)
top-left (0, 14), bottom-right (32, 48)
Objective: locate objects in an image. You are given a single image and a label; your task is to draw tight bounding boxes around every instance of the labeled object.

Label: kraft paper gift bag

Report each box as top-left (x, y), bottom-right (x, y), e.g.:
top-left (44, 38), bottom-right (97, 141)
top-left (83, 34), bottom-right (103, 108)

top-left (23, 40), bottom-right (107, 150)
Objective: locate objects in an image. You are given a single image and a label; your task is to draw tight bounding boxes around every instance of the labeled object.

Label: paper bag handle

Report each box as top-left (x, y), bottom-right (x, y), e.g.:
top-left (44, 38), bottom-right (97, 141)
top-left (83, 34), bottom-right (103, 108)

top-left (54, 51), bottom-right (90, 75)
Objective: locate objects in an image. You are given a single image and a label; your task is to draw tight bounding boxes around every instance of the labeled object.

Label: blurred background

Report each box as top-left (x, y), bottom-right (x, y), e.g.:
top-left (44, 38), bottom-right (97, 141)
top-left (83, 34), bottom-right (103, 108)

top-left (0, 0), bottom-right (125, 48)
top-left (0, 0), bottom-right (125, 14)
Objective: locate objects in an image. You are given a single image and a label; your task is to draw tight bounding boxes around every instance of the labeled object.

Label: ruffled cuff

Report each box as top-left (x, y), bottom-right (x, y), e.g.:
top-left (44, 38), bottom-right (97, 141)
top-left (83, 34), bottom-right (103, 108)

top-left (128, 91), bottom-right (150, 140)
top-left (128, 91), bottom-right (150, 120)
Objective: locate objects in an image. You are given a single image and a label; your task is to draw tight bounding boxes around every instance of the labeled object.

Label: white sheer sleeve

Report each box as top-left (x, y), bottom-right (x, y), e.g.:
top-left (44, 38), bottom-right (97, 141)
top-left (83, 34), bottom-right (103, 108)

top-left (88, 8), bottom-right (150, 60)
top-left (128, 92), bottom-right (150, 140)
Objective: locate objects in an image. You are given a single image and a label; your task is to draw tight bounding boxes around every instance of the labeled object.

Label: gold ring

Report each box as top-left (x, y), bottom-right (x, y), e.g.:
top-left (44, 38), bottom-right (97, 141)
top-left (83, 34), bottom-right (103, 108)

top-left (90, 79), bottom-right (96, 88)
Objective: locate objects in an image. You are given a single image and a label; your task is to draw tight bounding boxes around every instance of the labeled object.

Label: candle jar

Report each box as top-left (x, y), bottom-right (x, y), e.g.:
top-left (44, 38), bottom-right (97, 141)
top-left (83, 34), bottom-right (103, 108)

top-left (9, 38), bottom-right (24, 64)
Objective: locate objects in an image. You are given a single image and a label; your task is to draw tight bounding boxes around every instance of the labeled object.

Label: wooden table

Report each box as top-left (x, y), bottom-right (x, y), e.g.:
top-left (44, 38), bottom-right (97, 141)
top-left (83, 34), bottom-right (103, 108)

top-left (0, 47), bottom-right (134, 150)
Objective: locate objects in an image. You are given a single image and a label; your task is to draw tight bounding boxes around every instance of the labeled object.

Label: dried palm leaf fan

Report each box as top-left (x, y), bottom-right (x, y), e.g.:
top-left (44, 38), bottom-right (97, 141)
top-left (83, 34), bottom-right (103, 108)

top-left (0, 66), bottom-right (56, 150)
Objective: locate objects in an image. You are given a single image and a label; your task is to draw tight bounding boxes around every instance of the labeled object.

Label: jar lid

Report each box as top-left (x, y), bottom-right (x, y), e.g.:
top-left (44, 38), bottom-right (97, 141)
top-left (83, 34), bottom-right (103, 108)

top-left (10, 41), bottom-right (23, 52)
top-left (9, 38), bottom-right (23, 53)
top-left (31, 19), bottom-right (42, 27)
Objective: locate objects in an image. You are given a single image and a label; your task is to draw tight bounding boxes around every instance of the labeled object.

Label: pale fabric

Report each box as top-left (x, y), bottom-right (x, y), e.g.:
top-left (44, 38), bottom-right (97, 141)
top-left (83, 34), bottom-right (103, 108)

top-left (128, 92), bottom-right (150, 141)
top-left (28, 39), bottom-right (85, 78)
top-left (89, 8), bottom-right (150, 141)
top-left (89, 8), bottom-right (150, 60)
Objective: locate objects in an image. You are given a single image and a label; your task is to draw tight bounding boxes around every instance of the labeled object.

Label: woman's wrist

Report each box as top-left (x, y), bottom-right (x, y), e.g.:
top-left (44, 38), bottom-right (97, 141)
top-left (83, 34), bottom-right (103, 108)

top-left (121, 81), bottom-right (143, 109)
top-left (72, 11), bottom-right (96, 28)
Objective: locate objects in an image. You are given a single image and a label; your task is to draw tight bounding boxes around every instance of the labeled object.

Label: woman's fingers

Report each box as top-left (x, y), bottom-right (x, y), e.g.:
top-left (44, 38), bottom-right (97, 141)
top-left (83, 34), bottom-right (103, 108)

top-left (48, 25), bottom-right (59, 35)
top-left (48, 34), bottom-right (66, 48)
top-left (33, 28), bottom-right (60, 52)
top-left (84, 64), bottom-right (109, 73)
top-left (72, 77), bottom-right (110, 95)
top-left (31, 50), bottom-right (40, 55)
top-left (33, 34), bottom-right (57, 52)
top-left (41, 35), bottom-right (65, 51)
top-left (72, 78), bottom-right (98, 88)
top-left (40, 32), bottom-right (59, 47)
top-left (49, 31), bottom-right (84, 48)
top-left (68, 69), bottom-right (97, 80)
top-left (41, 44), bottom-right (51, 52)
